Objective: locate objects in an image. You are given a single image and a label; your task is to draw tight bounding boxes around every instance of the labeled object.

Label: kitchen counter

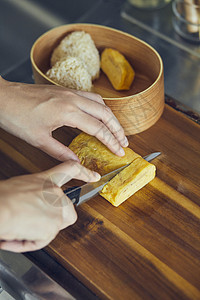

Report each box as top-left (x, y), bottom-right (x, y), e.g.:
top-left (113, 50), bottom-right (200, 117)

top-left (0, 0), bottom-right (200, 299)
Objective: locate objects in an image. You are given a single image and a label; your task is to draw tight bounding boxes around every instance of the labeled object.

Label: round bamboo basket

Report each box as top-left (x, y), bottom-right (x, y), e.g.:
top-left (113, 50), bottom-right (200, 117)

top-left (30, 24), bottom-right (164, 135)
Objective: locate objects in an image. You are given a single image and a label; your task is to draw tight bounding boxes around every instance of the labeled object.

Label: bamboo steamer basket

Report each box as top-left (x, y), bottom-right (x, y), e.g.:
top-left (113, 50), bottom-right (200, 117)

top-left (30, 24), bottom-right (164, 135)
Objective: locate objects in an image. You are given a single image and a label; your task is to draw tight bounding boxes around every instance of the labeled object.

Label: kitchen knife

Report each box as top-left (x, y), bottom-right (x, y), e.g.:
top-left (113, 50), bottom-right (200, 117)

top-left (64, 152), bottom-right (161, 206)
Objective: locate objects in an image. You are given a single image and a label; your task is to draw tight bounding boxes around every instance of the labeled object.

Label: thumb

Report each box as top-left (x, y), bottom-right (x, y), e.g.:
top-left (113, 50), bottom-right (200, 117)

top-left (39, 136), bottom-right (80, 162)
top-left (42, 160), bottom-right (101, 187)
top-left (41, 161), bottom-right (101, 230)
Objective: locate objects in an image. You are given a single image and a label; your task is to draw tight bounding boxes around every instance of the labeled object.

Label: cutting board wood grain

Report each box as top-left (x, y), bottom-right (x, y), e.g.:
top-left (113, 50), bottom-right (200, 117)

top-left (0, 105), bottom-right (200, 300)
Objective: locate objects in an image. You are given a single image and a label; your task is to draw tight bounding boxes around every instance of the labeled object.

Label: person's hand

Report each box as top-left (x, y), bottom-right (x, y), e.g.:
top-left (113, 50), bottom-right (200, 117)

top-left (0, 77), bottom-right (128, 161)
top-left (0, 160), bottom-right (101, 253)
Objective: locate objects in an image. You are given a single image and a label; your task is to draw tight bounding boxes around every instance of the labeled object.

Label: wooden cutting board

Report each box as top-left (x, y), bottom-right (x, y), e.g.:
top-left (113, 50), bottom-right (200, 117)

top-left (0, 104), bottom-right (200, 300)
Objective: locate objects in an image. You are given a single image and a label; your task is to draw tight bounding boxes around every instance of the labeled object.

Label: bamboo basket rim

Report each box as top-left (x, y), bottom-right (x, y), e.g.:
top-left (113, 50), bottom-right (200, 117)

top-left (30, 23), bottom-right (163, 101)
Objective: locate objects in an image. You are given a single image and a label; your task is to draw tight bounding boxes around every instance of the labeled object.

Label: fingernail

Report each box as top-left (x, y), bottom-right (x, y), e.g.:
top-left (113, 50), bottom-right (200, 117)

top-left (118, 148), bottom-right (125, 156)
top-left (72, 155), bottom-right (80, 163)
top-left (93, 171), bottom-right (101, 181)
top-left (121, 136), bottom-right (129, 147)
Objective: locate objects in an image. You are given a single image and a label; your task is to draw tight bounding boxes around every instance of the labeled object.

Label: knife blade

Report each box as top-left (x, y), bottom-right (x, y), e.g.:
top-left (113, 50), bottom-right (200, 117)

top-left (64, 152), bottom-right (161, 206)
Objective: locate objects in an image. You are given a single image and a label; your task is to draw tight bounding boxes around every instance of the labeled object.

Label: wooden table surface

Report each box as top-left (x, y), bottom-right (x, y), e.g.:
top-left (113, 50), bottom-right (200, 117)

top-left (0, 104), bottom-right (200, 300)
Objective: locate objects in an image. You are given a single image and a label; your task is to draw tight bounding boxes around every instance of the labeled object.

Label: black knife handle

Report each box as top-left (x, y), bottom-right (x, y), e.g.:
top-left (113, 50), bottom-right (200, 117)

top-left (63, 186), bottom-right (81, 205)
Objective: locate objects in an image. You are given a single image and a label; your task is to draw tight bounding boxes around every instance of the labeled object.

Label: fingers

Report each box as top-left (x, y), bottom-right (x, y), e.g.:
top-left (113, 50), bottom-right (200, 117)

top-left (39, 136), bottom-right (80, 162)
top-left (59, 193), bottom-right (78, 229)
top-left (72, 90), bottom-right (105, 105)
top-left (42, 161), bottom-right (92, 231)
top-left (64, 93), bottom-right (128, 156)
top-left (78, 100), bottom-right (128, 148)
top-left (41, 160), bottom-right (98, 237)
top-left (0, 199), bottom-right (78, 252)
top-left (67, 110), bottom-right (126, 156)
top-left (0, 238), bottom-right (55, 253)
top-left (43, 160), bottom-right (101, 187)
top-left (0, 240), bottom-right (39, 252)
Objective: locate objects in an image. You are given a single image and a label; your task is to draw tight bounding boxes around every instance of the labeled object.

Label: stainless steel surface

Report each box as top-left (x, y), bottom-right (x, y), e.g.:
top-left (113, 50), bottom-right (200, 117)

top-left (121, 1), bottom-right (200, 113)
top-left (0, 250), bottom-right (76, 299)
top-left (0, 0), bottom-right (99, 75)
top-left (0, 290), bottom-right (15, 300)
top-left (143, 152), bottom-right (161, 161)
top-left (0, 250), bottom-right (98, 299)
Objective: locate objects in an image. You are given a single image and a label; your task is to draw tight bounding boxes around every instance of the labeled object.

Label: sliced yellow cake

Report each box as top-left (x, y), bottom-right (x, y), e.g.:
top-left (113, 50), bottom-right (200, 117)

top-left (100, 157), bottom-right (156, 207)
top-left (69, 133), bottom-right (156, 206)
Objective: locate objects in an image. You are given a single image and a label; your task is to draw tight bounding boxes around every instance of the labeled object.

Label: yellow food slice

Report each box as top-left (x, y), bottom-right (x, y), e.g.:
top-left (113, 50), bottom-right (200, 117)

top-left (69, 132), bottom-right (140, 175)
top-left (69, 132), bottom-right (156, 206)
top-left (100, 157), bottom-right (156, 207)
top-left (100, 48), bottom-right (135, 90)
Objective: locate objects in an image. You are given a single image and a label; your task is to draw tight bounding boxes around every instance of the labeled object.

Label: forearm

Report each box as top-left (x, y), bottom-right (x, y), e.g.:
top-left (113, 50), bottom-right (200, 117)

top-left (0, 77), bottom-right (36, 142)
top-left (0, 76), bottom-right (8, 123)
top-left (0, 180), bottom-right (11, 239)
top-left (0, 76), bottom-right (15, 133)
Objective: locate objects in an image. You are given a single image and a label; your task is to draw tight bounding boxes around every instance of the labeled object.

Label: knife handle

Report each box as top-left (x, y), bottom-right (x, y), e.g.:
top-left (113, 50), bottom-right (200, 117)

top-left (63, 186), bottom-right (81, 205)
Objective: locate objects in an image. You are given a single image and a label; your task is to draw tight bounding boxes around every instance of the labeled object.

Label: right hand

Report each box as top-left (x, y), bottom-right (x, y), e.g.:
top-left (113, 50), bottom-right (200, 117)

top-left (0, 161), bottom-right (100, 253)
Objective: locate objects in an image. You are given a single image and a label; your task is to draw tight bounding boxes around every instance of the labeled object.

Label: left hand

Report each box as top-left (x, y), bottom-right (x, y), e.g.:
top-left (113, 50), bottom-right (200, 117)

top-left (0, 77), bottom-right (128, 161)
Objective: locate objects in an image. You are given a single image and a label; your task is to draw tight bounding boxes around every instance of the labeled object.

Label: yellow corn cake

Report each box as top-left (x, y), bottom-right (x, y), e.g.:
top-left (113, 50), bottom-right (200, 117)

top-left (69, 133), bottom-right (156, 206)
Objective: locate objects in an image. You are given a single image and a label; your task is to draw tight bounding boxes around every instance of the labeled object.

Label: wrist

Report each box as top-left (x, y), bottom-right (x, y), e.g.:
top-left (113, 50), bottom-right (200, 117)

top-left (0, 77), bottom-right (16, 133)
top-left (0, 77), bottom-right (9, 121)
top-left (0, 75), bottom-right (7, 83)
top-left (0, 76), bottom-right (10, 90)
